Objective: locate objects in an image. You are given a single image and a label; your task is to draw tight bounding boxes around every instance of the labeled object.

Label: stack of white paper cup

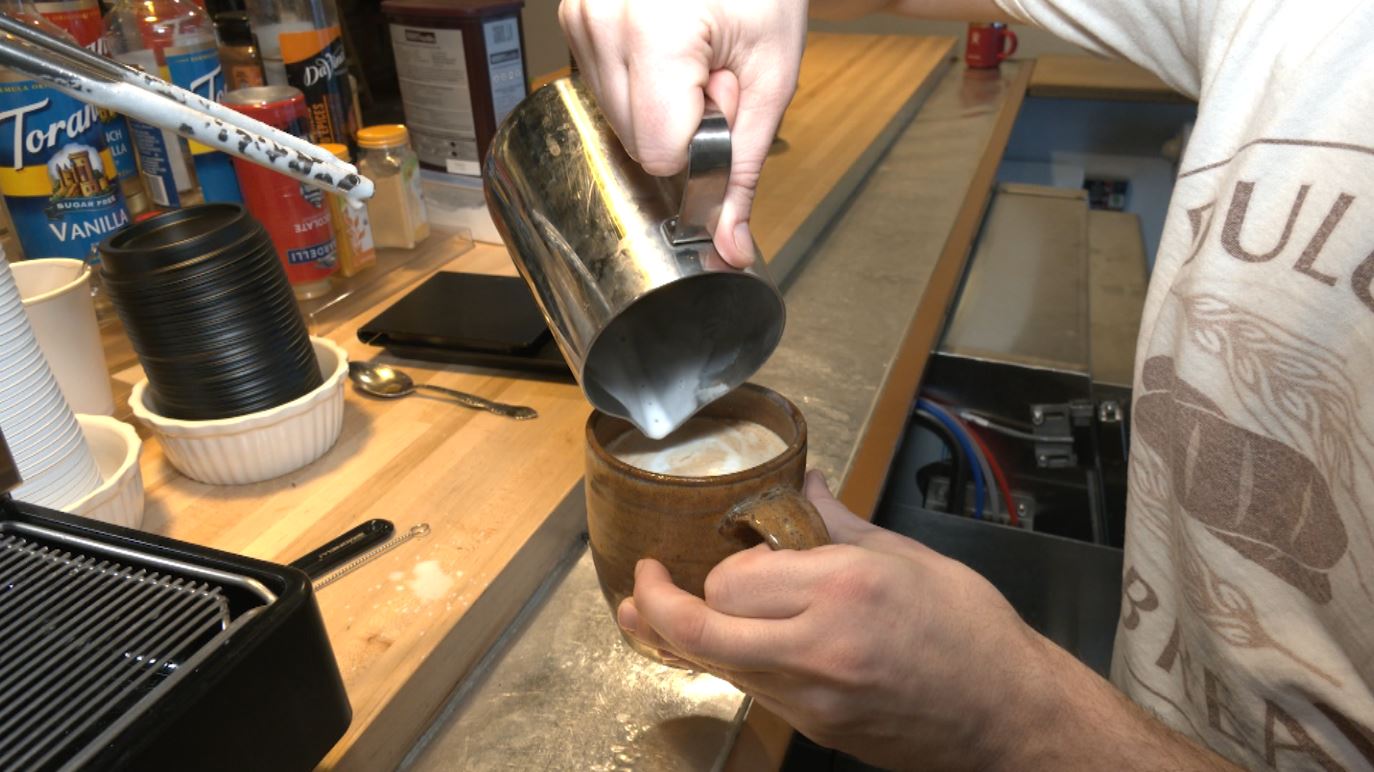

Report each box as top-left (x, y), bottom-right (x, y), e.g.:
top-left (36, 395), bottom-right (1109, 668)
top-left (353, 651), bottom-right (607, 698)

top-left (12, 259), bottom-right (115, 415)
top-left (0, 255), bottom-right (102, 508)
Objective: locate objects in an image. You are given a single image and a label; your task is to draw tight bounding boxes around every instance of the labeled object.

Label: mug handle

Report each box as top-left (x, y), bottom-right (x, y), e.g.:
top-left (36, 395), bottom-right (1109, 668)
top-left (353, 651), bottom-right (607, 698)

top-left (999, 28), bottom-right (1019, 61)
top-left (720, 486), bottom-right (832, 550)
top-left (665, 106), bottom-right (731, 246)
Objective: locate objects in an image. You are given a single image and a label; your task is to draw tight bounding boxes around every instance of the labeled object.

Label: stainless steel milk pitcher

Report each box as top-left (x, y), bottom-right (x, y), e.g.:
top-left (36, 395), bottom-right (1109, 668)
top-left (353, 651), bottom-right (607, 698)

top-left (484, 77), bottom-right (786, 439)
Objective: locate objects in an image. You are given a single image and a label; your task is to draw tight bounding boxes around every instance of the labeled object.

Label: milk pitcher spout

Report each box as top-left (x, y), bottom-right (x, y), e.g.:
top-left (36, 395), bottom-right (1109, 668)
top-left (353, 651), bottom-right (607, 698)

top-left (483, 77), bottom-right (785, 439)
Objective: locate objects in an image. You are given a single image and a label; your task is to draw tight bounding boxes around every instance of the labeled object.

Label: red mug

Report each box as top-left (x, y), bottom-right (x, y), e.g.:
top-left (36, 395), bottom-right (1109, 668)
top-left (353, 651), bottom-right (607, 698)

top-left (966, 22), bottom-right (1018, 69)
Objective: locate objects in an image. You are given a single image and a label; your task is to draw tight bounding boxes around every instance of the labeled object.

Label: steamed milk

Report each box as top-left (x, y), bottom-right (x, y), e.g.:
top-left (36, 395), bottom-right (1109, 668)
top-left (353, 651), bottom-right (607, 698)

top-left (607, 417), bottom-right (787, 477)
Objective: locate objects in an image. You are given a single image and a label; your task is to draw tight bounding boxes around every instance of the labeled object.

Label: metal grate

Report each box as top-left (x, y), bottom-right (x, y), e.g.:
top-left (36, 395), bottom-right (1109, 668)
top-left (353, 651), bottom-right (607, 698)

top-left (0, 531), bottom-right (236, 771)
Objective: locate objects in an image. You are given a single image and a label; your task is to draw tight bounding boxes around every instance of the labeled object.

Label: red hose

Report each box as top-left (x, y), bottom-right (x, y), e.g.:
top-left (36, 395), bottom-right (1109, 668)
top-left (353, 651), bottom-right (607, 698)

top-left (966, 427), bottom-right (1018, 527)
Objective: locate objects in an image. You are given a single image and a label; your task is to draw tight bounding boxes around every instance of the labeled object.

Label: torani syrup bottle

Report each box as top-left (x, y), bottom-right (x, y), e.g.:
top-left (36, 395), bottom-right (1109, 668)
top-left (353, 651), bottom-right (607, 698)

top-left (103, 0), bottom-right (244, 208)
top-left (0, 0), bottom-right (131, 262)
top-left (33, 0), bottom-right (148, 215)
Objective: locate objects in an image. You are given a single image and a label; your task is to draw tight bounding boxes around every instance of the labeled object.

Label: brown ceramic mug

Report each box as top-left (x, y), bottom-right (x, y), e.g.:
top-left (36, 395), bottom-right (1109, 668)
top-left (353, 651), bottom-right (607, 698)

top-left (585, 383), bottom-right (831, 663)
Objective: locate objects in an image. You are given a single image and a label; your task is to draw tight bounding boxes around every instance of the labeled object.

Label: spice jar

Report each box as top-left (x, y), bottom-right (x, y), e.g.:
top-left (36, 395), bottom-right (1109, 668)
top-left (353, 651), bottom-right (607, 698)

top-left (320, 143), bottom-right (377, 276)
top-left (355, 125), bottom-right (430, 250)
top-left (214, 12), bottom-right (265, 90)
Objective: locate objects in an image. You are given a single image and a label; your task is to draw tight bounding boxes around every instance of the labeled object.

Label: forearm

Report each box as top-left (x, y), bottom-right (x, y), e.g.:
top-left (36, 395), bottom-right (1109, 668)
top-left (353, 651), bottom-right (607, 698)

top-left (810, 0), bottom-right (1003, 22)
top-left (995, 632), bottom-right (1242, 771)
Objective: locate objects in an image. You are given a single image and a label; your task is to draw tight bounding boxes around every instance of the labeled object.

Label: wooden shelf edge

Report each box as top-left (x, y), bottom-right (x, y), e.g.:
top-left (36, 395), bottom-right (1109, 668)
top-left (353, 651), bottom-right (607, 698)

top-left (1027, 55), bottom-right (1194, 104)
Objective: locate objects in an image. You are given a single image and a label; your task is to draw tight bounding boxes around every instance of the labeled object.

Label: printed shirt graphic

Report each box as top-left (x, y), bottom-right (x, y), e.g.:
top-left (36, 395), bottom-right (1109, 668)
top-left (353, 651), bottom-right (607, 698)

top-left (997, 0), bottom-right (1374, 768)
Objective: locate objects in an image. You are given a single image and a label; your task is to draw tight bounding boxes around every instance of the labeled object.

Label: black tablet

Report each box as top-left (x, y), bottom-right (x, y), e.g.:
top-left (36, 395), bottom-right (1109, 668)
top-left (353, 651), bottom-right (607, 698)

top-left (357, 272), bottom-right (572, 376)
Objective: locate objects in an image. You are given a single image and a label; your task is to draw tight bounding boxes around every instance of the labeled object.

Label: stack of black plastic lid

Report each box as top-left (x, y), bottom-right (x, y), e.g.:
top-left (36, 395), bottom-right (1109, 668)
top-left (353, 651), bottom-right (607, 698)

top-left (99, 204), bottom-right (322, 421)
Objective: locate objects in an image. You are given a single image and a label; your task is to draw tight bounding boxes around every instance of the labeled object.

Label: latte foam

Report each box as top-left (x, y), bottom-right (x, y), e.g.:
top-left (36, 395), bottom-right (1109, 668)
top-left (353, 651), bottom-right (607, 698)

top-left (606, 417), bottom-right (787, 477)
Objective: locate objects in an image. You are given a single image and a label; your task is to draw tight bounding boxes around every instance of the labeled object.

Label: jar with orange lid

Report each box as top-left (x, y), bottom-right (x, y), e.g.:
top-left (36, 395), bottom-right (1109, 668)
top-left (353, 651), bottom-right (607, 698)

top-left (319, 143), bottom-right (377, 276)
top-left (356, 125), bottom-right (430, 249)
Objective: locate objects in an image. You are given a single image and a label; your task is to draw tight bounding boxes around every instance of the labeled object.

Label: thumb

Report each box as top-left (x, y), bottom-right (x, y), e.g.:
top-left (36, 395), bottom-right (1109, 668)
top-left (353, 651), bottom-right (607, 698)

top-left (803, 468), bottom-right (840, 507)
top-left (804, 470), bottom-right (939, 559)
top-left (803, 469), bottom-right (876, 544)
top-left (706, 69), bottom-right (787, 268)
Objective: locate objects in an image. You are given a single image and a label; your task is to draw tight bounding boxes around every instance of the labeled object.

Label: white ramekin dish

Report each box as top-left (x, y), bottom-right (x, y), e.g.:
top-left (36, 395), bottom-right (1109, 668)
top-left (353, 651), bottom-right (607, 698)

top-left (129, 337), bottom-right (348, 485)
top-left (69, 414), bottom-right (145, 528)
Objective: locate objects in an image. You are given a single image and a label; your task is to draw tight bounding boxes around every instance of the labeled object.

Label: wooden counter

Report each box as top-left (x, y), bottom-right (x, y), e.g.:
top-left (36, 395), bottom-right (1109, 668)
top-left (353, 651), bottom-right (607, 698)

top-left (116, 242), bottom-right (588, 771)
top-left (103, 32), bottom-right (955, 770)
top-left (1029, 54), bottom-right (1192, 103)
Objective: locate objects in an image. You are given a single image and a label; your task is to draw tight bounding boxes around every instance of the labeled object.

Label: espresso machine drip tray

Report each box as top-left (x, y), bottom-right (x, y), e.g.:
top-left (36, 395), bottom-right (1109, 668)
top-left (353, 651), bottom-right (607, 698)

top-left (0, 524), bottom-right (267, 770)
top-left (0, 426), bottom-right (351, 772)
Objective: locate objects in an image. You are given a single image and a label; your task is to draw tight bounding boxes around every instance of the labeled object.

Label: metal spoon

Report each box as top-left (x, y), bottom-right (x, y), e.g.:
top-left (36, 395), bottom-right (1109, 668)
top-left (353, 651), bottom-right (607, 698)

top-left (348, 362), bottom-right (538, 420)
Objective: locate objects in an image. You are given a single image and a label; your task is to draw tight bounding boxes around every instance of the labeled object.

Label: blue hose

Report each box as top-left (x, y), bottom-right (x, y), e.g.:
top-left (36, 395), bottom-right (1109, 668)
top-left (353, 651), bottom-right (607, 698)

top-left (916, 399), bottom-right (985, 519)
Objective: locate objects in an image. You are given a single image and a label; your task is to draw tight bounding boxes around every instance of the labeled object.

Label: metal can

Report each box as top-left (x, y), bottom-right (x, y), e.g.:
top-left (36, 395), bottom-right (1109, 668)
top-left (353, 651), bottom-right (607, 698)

top-left (222, 85), bottom-right (336, 299)
top-left (34, 0), bottom-right (104, 46)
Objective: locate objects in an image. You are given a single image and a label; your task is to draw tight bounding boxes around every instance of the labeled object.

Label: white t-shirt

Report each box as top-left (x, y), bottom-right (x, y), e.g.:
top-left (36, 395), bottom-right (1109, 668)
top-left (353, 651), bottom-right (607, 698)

top-left (995, 1), bottom-right (1374, 769)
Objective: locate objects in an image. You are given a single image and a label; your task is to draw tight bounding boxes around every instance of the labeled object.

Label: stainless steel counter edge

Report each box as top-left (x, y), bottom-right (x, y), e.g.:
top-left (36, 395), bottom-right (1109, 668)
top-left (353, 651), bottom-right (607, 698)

top-left (401, 62), bottom-right (1027, 772)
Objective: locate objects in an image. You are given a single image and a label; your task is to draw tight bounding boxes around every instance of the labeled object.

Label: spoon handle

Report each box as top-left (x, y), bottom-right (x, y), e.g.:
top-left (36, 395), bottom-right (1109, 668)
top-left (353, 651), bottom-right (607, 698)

top-left (415, 383), bottom-right (539, 420)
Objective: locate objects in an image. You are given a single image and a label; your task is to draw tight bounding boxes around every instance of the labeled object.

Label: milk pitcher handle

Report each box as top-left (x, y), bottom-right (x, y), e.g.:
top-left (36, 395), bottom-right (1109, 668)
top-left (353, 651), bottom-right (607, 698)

top-left (665, 107), bottom-right (731, 245)
top-left (720, 486), bottom-right (832, 551)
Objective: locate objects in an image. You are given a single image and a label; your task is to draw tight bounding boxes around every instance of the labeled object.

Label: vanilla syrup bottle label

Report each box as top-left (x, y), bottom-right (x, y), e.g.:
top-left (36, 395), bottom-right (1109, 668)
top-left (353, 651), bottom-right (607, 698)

top-left (0, 74), bottom-right (131, 262)
top-left (35, 0), bottom-right (144, 209)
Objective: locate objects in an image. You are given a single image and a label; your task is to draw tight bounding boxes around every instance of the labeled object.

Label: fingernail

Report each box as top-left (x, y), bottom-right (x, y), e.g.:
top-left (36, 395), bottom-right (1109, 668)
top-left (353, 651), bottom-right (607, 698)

top-left (656, 649), bottom-right (687, 667)
top-left (634, 559), bottom-right (646, 578)
top-left (617, 599), bottom-right (639, 633)
top-left (732, 222), bottom-right (756, 266)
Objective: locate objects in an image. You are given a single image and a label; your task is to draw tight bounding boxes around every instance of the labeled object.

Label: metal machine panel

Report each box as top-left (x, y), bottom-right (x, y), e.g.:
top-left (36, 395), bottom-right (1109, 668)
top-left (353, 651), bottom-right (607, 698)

top-left (1088, 210), bottom-right (1150, 388)
top-left (883, 184), bottom-right (1148, 548)
top-left (940, 183), bottom-right (1091, 374)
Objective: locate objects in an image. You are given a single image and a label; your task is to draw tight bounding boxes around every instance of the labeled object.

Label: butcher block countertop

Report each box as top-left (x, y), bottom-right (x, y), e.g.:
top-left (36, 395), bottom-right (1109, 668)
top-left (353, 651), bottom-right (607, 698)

top-left (101, 35), bottom-right (1038, 771)
top-left (116, 242), bottom-right (585, 771)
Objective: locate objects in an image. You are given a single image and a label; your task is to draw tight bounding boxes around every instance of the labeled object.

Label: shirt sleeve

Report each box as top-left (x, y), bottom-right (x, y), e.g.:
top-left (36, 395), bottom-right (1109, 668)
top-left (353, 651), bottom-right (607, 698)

top-left (994, 0), bottom-right (1215, 99)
